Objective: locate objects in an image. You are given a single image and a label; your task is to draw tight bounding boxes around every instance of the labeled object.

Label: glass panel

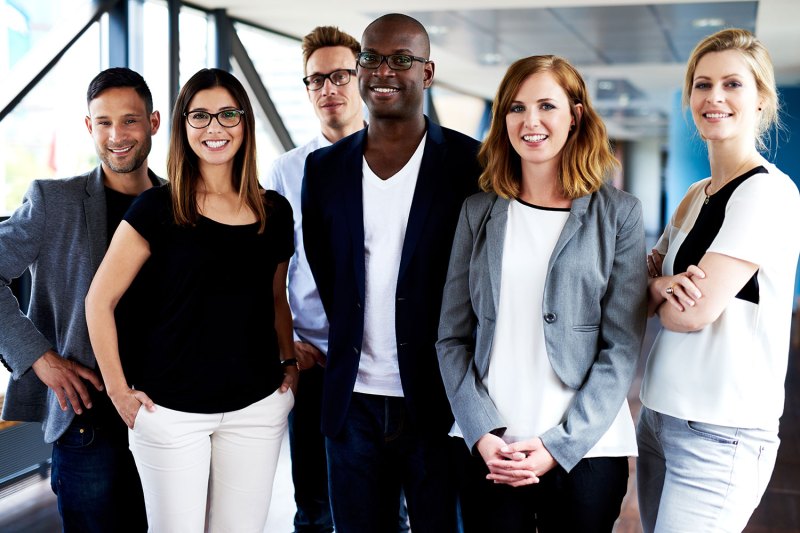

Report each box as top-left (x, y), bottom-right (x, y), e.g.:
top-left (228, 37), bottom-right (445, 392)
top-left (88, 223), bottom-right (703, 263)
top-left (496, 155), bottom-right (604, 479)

top-left (139, 0), bottom-right (169, 179)
top-left (0, 19), bottom-right (102, 215)
top-left (231, 59), bottom-right (287, 182)
top-left (234, 22), bottom-right (318, 149)
top-left (431, 85), bottom-right (488, 140)
top-left (179, 5), bottom-right (209, 86)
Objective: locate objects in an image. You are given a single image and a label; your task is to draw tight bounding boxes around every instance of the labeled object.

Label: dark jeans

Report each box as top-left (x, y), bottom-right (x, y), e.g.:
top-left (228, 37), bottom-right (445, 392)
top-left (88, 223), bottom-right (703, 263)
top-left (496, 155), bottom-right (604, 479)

top-left (51, 406), bottom-right (147, 533)
top-left (289, 364), bottom-right (334, 533)
top-left (326, 392), bottom-right (460, 533)
top-left (459, 446), bottom-right (629, 533)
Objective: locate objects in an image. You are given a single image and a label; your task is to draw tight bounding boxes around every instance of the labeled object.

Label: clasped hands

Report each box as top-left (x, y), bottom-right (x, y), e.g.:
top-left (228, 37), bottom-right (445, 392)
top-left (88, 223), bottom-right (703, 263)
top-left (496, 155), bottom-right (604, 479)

top-left (476, 433), bottom-right (558, 488)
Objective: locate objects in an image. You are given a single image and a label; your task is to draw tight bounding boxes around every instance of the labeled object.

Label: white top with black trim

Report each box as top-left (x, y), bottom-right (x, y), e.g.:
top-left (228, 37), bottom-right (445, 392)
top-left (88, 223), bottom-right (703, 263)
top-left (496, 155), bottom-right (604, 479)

top-left (468, 199), bottom-right (637, 457)
top-left (641, 163), bottom-right (800, 430)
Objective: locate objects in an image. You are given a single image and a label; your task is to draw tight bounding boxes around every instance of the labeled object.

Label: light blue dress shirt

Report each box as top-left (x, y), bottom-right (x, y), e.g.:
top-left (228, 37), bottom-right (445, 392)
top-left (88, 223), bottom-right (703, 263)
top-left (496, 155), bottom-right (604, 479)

top-left (263, 134), bottom-right (331, 354)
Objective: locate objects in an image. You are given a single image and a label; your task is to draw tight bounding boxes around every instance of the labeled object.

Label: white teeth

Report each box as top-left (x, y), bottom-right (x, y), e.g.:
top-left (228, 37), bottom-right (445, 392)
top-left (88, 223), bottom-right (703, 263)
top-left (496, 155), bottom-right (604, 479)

top-left (373, 87), bottom-right (397, 93)
top-left (523, 134), bottom-right (547, 142)
top-left (205, 140), bottom-right (228, 149)
top-left (705, 113), bottom-right (731, 119)
top-left (109, 147), bottom-right (132, 153)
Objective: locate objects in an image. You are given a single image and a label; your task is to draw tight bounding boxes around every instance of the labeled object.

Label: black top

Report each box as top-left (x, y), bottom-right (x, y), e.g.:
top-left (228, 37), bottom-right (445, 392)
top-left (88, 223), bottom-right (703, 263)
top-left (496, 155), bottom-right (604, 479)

top-left (123, 184), bottom-right (294, 413)
top-left (673, 166), bottom-right (767, 305)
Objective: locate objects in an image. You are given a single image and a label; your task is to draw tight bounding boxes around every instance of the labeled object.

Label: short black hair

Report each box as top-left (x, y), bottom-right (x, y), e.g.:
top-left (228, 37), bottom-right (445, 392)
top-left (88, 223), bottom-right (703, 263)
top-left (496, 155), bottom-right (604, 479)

top-left (86, 67), bottom-right (153, 114)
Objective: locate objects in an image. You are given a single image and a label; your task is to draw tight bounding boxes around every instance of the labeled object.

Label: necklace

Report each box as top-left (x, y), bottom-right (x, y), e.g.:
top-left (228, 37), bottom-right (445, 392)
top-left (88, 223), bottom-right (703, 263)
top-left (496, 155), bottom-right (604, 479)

top-left (704, 157), bottom-right (759, 205)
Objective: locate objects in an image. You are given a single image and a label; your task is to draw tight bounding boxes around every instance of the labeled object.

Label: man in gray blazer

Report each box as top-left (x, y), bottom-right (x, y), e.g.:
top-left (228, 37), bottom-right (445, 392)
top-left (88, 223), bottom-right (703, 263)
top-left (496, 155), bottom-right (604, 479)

top-left (0, 68), bottom-right (162, 532)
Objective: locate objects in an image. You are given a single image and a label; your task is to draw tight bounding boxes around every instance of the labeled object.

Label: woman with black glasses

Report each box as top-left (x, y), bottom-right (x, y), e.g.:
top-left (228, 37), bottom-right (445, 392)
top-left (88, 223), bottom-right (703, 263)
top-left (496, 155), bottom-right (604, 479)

top-left (86, 68), bottom-right (296, 532)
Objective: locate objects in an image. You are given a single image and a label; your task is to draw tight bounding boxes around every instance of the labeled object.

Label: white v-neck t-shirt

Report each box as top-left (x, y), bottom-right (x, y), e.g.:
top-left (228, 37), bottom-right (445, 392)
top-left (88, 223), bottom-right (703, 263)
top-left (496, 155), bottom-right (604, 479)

top-left (355, 135), bottom-right (426, 397)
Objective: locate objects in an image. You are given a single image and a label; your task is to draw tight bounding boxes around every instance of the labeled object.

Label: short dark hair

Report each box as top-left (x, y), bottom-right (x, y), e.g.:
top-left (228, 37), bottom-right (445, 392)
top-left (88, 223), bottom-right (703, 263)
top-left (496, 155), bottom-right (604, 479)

top-left (302, 26), bottom-right (360, 74)
top-left (86, 67), bottom-right (153, 114)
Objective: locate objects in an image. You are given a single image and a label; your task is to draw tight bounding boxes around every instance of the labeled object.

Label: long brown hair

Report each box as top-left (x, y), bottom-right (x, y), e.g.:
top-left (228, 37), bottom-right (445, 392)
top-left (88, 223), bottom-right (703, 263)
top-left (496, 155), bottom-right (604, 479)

top-left (167, 68), bottom-right (266, 232)
top-left (479, 55), bottom-right (617, 199)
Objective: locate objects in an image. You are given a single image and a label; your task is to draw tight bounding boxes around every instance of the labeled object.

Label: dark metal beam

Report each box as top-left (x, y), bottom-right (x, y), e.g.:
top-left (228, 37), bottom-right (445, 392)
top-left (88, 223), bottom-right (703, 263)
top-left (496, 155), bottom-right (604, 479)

top-left (225, 17), bottom-right (295, 151)
top-left (0, 0), bottom-right (121, 122)
top-left (167, 0), bottom-right (181, 115)
top-left (212, 9), bottom-right (232, 72)
top-left (107, 0), bottom-right (128, 66)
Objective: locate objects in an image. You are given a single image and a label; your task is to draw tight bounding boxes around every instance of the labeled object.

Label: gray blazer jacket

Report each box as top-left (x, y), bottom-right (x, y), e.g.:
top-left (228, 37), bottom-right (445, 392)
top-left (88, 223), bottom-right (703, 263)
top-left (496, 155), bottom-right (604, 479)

top-left (0, 166), bottom-right (161, 443)
top-left (436, 184), bottom-right (647, 471)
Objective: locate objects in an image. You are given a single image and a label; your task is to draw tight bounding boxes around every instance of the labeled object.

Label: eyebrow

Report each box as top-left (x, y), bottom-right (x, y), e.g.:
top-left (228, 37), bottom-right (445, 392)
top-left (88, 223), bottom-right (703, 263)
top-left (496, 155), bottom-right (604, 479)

top-left (362, 48), bottom-right (416, 55)
top-left (510, 98), bottom-right (557, 104)
top-left (186, 105), bottom-right (239, 112)
top-left (91, 112), bottom-right (144, 120)
top-left (693, 73), bottom-right (743, 81)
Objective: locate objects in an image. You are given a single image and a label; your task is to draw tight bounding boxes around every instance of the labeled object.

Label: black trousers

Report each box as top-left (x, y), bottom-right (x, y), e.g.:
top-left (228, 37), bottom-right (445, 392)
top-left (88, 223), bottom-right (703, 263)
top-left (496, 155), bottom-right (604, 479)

top-left (459, 445), bottom-right (629, 533)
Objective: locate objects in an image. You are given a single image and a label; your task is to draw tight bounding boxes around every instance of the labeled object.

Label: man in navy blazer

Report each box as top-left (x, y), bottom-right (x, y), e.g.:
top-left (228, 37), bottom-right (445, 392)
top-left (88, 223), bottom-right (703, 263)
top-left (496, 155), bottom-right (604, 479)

top-left (302, 13), bottom-right (481, 533)
top-left (0, 68), bottom-right (161, 532)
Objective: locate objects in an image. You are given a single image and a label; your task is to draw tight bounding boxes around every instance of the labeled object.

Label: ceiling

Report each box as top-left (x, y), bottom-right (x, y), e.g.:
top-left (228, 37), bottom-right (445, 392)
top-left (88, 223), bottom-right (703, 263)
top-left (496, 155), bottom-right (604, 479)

top-left (189, 0), bottom-right (800, 140)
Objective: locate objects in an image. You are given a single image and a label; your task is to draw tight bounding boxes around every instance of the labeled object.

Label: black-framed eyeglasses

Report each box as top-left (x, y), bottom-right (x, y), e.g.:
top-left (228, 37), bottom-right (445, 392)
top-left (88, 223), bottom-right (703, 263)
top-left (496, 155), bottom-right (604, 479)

top-left (356, 52), bottom-right (429, 71)
top-left (184, 109), bottom-right (244, 129)
top-left (303, 69), bottom-right (356, 91)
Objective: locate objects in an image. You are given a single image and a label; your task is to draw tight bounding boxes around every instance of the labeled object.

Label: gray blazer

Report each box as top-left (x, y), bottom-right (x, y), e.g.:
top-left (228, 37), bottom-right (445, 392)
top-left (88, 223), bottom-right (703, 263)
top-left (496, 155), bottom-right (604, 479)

top-left (436, 184), bottom-right (647, 471)
top-left (0, 166), bottom-right (161, 443)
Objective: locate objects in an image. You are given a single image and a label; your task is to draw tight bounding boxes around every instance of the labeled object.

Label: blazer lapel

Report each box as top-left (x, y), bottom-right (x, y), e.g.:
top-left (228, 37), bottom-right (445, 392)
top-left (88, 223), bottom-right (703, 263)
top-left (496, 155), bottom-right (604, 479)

top-left (398, 118), bottom-right (443, 281)
top-left (83, 166), bottom-right (107, 272)
top-left (342, 130), bottom-right (367, 303)
top-left (547, 193), bottom-right (590, 274)
top-left (486, 197), bottom-right (509, 316)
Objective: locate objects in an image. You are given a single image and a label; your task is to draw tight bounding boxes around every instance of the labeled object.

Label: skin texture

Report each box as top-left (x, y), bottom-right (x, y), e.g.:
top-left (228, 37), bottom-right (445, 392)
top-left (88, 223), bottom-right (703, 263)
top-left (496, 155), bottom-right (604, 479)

top-left (85, 87), bottom-right (160, 187)
top-left (306, 45), bottom-right (364, 143)
top-left (474, 71), bottom-right (586, 486)
top-left (647, 49), bottom-right (763, 331)
top-left (86, 84), bottom-right (296, 428)
top-left (358, 17), bottom-right (434, 180)
top-left (32, 87), bottom-right (161, 415)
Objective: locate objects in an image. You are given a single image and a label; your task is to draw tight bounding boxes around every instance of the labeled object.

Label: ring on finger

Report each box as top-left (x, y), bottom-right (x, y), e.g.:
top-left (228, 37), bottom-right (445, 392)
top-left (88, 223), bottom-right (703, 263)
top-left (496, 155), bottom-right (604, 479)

top-left (665, 285), bottom-right (674, 295)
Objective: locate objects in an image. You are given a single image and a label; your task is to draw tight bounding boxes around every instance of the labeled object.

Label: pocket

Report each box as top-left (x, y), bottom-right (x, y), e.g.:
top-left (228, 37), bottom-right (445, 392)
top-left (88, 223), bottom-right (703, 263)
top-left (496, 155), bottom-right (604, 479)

top-left (686, 420), bottom-right (740, 445)
top-left (55, 421), bottom-right (96, 449)
top-left (130, 403), bottom-right (146, 431)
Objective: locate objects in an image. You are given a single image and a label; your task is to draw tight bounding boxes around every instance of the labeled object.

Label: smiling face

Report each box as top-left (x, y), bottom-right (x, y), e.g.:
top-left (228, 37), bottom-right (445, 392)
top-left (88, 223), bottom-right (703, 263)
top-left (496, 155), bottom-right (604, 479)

top-left (690, 49), bottom-right (762, 146)
top-left (184, 86), bottom-right (244, 173)
top-left (357, 18), bottom-right (433, 121)
top-left (505, 71), bottom-right (580, 176)
top-left (306, 45), bottom-right (363, 136)
top-left (85, 86), bottom-right (158, 178)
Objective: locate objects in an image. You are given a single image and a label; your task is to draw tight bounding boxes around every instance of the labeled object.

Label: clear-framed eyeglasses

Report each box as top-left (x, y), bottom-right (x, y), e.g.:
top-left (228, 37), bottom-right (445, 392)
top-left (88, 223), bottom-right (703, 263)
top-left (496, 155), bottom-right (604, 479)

top-left (302, 69), bottom-right (357, 91)
top-left (356, 52), bottom-right (430, 71)
top-left (184, 109), bottom-right (245, 129)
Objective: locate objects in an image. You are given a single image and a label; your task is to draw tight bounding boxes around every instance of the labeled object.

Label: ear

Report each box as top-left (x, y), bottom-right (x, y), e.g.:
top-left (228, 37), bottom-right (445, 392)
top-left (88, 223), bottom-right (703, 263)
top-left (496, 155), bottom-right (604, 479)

top-left (423, 60), bottom-right (435, 89)
top-left (572, 103), bottom-right (584, 127)
top-left (149, 110), bottom-right (161, 135)
top-left (85, 115), bottom-right (93, 135)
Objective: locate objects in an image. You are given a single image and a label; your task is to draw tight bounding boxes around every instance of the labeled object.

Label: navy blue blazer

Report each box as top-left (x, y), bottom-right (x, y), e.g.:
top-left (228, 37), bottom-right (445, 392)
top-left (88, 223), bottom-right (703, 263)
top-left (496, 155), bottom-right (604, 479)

top-left (302, 118), bottom-right (481, 437)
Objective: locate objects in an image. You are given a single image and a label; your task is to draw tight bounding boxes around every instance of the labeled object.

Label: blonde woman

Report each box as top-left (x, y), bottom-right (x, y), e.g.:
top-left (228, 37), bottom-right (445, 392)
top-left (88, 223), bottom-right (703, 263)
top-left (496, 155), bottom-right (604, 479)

top-left (637, 28), bottom-right (800, 532)
top-left (436, 55), bottom-right (646, 532)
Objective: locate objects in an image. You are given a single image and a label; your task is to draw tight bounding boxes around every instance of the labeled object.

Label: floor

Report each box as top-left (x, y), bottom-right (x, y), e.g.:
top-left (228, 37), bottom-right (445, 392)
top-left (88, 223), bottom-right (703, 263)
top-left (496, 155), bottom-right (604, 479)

top-left (0, 316), bottom-right (798, 532)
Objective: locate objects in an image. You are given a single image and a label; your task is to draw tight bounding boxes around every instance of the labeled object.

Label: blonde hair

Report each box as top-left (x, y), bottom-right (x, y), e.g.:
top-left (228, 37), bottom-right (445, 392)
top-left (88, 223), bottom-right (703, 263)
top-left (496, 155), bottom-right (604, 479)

top-left (168, 68), bottom-right (266, 233)
top-left (683, 28), bottom-right (779, 151)
top-left (302, 26), bottom-right (360, 74)
top-left (479, 55), bottom-right (617, 199)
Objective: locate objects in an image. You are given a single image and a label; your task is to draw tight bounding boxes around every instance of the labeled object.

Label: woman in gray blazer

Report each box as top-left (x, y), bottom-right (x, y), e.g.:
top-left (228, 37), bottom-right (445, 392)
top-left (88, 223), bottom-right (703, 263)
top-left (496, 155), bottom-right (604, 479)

top-left (436, 55), bottom-right (647, 533)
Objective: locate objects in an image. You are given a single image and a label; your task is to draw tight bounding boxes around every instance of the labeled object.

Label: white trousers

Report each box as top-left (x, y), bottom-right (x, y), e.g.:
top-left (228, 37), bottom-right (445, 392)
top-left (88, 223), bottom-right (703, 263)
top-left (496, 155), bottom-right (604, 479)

top-left (129, 389), bottom-right (294, 533)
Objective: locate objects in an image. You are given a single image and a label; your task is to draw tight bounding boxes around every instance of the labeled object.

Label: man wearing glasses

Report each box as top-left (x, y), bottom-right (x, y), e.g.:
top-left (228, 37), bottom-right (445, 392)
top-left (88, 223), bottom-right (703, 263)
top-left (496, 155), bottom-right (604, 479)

top-left (303, 13), bottom-right (482, 532)
top-left (263, 25), bottom-right (366, 533)
top-left (0, 67), bottom-right (161, 532)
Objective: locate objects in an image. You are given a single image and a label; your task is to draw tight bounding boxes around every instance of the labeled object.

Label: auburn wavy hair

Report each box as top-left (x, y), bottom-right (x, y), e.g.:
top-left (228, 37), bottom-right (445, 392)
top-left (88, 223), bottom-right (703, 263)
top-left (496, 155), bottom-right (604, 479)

top-left (167, 68), bottom-right (266, 233)
top-left (479, 55), bottom-right (617, 199)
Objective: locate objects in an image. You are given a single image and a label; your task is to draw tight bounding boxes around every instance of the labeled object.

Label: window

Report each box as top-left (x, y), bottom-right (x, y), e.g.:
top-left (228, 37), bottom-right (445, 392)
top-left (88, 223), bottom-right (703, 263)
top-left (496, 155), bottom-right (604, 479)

top-left (0, 1), bottom-right (104, 215)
